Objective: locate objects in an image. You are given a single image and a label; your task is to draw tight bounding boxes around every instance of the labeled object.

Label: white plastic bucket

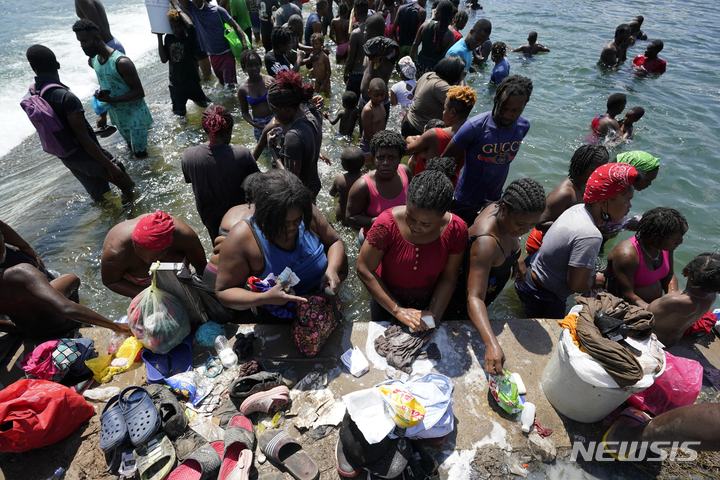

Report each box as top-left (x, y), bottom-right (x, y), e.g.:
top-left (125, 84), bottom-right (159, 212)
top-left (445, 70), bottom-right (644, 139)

top-left (145, 0), bottom-right (173, 35)
top-left (541, 329), bottom-right (663, 423)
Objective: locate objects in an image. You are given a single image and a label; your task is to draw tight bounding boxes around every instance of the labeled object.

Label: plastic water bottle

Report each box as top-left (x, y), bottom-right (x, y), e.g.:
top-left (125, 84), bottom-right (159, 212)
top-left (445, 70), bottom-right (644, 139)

top-left (521, 402), bottom-right (536, 433)
top-left (47, 467), bottom-right (66, 479)
top-left (214, 335), bottom-right (238, 368)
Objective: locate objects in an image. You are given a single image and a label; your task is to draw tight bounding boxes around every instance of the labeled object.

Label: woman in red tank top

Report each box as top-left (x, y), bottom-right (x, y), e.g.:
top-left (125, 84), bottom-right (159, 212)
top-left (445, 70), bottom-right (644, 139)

top-left (346, 131), bottom-right (413, 235)
top-left (406, 85), bottom-right (476, 187)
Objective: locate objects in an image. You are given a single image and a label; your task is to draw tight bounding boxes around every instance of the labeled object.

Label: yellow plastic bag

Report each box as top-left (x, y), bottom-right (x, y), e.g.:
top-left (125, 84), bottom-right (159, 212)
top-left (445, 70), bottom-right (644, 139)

top-left (85, 337), bottom-right (143, 383)
top-left (378, 386), bottom-right (426, 428)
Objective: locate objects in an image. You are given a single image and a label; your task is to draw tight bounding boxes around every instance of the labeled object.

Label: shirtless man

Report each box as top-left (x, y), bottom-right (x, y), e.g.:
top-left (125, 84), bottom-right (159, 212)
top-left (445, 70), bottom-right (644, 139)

top-left (329, 3), bottom-right (350, 62)
top-left (648, 253), bottom-right (720, 347)
top-left (0, 231), bottom-right (129, 338)
top-left (343, 0), bottom-right (370, 105)
top-left (511, 31), bottom-right (550, 54)
top-left (600, 23), bottom-right (632, 67)
top-left (591, 92), bottom-right (626, 139)
top-left (360, 78), bottom-right (388, 163)
top-left (101, 210), bottom-right (207, 298)
top-left (75, 0), bottom-right (125, 53)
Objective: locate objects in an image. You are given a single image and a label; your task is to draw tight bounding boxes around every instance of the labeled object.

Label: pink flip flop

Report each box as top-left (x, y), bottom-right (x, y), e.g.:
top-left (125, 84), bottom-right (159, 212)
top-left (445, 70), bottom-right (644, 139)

top-left (218, 415), bottom-right (256, 480)
top-left (240, 386), bottom-right (290, 415)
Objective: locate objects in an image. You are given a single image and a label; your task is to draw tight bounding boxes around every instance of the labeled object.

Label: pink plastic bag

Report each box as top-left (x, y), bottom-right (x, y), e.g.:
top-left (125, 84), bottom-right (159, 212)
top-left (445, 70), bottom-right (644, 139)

top-left (20, 340), bottom-right (61, 381)
top-left (627, 352), bottom-right (702, 416)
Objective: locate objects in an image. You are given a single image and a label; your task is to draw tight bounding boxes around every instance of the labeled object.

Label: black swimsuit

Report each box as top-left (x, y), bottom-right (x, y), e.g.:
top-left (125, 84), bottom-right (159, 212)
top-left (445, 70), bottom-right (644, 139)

top-left (468, 234), bottom-right (521, 305)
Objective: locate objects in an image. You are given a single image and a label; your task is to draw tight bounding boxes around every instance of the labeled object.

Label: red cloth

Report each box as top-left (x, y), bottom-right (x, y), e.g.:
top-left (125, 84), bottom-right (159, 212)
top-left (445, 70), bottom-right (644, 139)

top-left (684, 311), bottom-right (716, 336)
top-left (533, 420), bottom-right (553, 438)
top-left (583, 163), bottom-right (638, 203)
top-left (633, 55), bottom-right (666, 74)
top-left (365, 210), bottom-right (468, 307)
top-left (525, 227), bottom-right (543, 256)
top-left (132, 210), bottom-right (175, 251)
top-left (413, 128), bottom-right (464, 187)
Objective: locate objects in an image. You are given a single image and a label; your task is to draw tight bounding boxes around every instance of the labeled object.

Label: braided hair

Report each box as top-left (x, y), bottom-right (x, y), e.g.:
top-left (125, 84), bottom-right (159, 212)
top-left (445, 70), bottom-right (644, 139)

top-left (568, 145), bottom-right (609, 182)
top-left (682, 253), bottom-right (720, 293)
top-left (432, 1), bottom-right (454, 51)
top-left (240, 48), bottom-right (262, 71)
top-left (369, 130), bottom-right (407, 157)
top-left (635, 207), bottom-right (688, 243)
top-left (498, 178), bottom-right (546, 214)
top-left (452, 10), bottom-right (468, 31)
top-left (490, 42), bottom-right (507, 63)
top-left (407, 158), bottom-right (455, 214)
top-left (201, 105), bottom-right (234, 143)
top-left (492, 75), bottom-right (533, 120)
top-left (270, 25), bottom-right (293, 50)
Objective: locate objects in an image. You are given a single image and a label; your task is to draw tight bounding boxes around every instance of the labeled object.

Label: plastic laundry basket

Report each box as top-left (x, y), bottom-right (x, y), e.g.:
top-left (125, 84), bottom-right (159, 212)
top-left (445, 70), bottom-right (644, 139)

top-left (541, 329), bottom-right (665, 423)
top-left (145, 0), bottom-right (173, 35)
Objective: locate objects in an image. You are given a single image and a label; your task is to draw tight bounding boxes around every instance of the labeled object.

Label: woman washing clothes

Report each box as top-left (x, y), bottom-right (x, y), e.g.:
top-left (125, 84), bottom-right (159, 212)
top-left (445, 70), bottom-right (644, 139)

top-left (215, 170), bottom-right (348, 322)
top-left (345, 131), bottom-right (412, 245)
top-left (357, 158), bottom-right (467, 331)
top-left (606, 207), bottom-right (687, 309)
top-left (238, 49), bottom-right (274, 141)
top-left (466, 179), bottom-right (546, 374)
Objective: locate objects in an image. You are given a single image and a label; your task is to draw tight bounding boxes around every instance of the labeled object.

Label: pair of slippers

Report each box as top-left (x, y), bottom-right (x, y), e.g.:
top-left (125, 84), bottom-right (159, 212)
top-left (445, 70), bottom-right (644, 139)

top-left (166, 414), bottom-right (256, 480)
top-left (100, 386), bottom-right (161, 452)
top-left (142, 334), bottom-right (193, 384)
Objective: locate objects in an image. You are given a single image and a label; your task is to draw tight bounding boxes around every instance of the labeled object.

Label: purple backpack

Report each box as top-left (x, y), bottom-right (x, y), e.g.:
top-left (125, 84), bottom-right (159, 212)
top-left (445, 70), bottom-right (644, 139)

top-left (20, 83), bottom-right (79, 158)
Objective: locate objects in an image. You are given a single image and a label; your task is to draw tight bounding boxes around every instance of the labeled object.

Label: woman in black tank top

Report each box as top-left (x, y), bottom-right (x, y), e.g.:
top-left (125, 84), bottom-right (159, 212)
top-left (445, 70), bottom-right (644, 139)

top-left (465, 179), bottom-right (546, 375)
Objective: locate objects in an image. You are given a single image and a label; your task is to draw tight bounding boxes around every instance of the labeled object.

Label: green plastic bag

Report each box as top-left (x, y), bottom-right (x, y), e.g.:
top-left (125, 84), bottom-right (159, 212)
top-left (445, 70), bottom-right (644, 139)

top-left (218, 11), bottom-right (249, 61)
top-left (488, 369), bottom-right (524, 415)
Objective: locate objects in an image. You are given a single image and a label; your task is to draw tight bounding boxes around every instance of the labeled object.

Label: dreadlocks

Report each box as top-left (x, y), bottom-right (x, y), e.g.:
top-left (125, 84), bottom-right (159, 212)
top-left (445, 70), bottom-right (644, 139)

top-left (683, 253), bottom-right (720, 293)
top-left (635, 207), bottom-right (688, 243)
top-left (267, 69), bottom-right (314, 108)
top-left (498, 178), bottom-right (546, 215)
top-left (492, 75), bottom-right (533, 120)
top-left (240, 48), bottom-right (262, 71)
top-left (432, 1), bottom-right (454, 51)
top-left (201, 106), bottom-right (234, 143)
top-left (490, 42), bottom-right (507, 63)
top-left (568, 145), bottom-right (609, 182)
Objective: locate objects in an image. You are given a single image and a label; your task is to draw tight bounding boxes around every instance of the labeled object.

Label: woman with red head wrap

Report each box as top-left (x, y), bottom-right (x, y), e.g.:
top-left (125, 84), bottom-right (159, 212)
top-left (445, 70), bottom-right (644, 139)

top-left (515, 163), bottom-right (637, 318)
top-left (101, 210), bottom-right (207, 298)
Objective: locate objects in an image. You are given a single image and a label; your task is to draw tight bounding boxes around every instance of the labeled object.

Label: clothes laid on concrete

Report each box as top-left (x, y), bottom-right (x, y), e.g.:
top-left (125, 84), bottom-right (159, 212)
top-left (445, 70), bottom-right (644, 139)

top-left (374, 324), bottom-right (441, 373)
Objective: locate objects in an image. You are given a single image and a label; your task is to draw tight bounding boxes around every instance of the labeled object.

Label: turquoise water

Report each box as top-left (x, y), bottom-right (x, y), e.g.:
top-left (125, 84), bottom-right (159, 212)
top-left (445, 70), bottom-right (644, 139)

top-left (1, 0), bottom-right (720, 325)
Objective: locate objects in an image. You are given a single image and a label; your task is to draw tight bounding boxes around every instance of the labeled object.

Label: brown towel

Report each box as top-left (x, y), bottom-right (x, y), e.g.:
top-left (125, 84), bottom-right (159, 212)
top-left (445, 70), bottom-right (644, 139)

top-left (574, 293), bottom-right (654, 388)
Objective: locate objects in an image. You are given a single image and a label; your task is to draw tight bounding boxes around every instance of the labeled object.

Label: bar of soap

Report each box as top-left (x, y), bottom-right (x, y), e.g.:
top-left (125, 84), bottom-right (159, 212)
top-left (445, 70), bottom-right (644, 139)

top-left (421, 315), bottom-right (436, 329)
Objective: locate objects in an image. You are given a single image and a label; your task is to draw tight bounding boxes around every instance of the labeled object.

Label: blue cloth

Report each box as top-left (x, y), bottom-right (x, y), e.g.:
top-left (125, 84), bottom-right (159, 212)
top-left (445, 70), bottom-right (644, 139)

top-left (453, 111), bottom-right (530, 206)
top-left (490, 58), bottom-right (510, 84)
top-left (248, 216), bottom-right (327, 295)
top-left (514, 270), bottom-right (567, 319)
top-left (446, 38), bottom-right (472, 71)
top-left (184, 2), bottom-right (232, 55)
top-left (107, 37), bottom-right (126, 54)
top-left (304, 12), bottom-right (321, 46)
top-left (195, 321), bottom-right (225, 347)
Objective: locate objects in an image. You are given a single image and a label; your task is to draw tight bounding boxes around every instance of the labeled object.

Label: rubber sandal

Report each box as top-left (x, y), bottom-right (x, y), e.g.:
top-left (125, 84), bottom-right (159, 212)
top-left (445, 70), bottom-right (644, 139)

top-left (602, 407), bottom-right (652, 460)
top-left (259, 428), bottom-right (319, 480)
top-left (218, 414), bottom-right (256, 480)
top-left (120, 386), bottom-right (162, 447)
top-left (146, 384), bottom-right (188, 439)
top-left (99, 394), bottom-right (129, 452)
top-left (239, 385), bottom-right (290, 415)
top-left (335, 436), bottom-right (362, 478)
top-left (94, 125), bottom-right (117, 138)
top-left (167, 442), bottom-right (222, 480)
top-left (229, 371), bottom-right (284, 399)
top-left (134, 432), bottom-right (176, 480)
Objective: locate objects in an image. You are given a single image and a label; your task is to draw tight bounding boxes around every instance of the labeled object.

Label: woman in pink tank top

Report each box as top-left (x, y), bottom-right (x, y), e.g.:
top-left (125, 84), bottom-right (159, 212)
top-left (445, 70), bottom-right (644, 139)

top-left (346, 131), bottom-right (412, 235)
top-left (606, 207), bottom-right (687, 308)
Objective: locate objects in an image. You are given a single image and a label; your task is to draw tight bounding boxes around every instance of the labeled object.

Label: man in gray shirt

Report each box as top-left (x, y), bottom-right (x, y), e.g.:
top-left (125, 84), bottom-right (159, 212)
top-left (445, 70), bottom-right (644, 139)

top-left (516, 164), bottom-right (638, 318)
top-left (273, 0), bottom-right (301, 28)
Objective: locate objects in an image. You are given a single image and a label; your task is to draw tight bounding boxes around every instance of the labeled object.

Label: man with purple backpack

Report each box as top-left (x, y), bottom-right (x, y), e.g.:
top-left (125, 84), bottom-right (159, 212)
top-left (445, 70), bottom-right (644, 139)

top-left (22, 45), bottom-right (135, 202)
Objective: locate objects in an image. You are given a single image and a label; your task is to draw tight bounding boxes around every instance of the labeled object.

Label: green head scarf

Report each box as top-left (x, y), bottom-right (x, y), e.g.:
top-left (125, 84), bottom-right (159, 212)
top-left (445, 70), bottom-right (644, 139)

top-left (616, 151), bottom-right (660, 172)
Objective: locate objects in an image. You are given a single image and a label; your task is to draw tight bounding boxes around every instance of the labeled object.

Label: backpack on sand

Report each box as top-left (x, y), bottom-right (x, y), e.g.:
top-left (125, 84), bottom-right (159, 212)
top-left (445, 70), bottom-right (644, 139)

top-left (20, 83), bottom-right (79, 158)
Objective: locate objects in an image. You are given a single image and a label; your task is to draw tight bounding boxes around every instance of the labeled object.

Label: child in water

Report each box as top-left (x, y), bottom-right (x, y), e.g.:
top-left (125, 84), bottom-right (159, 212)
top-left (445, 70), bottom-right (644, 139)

top-left (619, 107), bottom-right (645, 140)
top-left (237, 49), bottom-right (274, 141)
top-left (360, 78), bottom-right (388, 164)
top-left (308, 33), bottom-right (331, 93)
top-left (157, 10), bottom-right (211, 116)
top-left (324, 91), bottom-right (360, 136)
top-left (489, 42), bottom-right (509, 85)
top-left (329, 147), bottom-right (365, 225)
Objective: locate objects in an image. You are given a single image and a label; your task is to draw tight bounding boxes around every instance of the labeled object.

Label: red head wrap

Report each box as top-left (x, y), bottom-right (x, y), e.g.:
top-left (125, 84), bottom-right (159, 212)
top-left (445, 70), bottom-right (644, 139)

top-left (583, 163), bottom-right (638, 204)
top-left (132, 210), bottom-right (175, 251)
